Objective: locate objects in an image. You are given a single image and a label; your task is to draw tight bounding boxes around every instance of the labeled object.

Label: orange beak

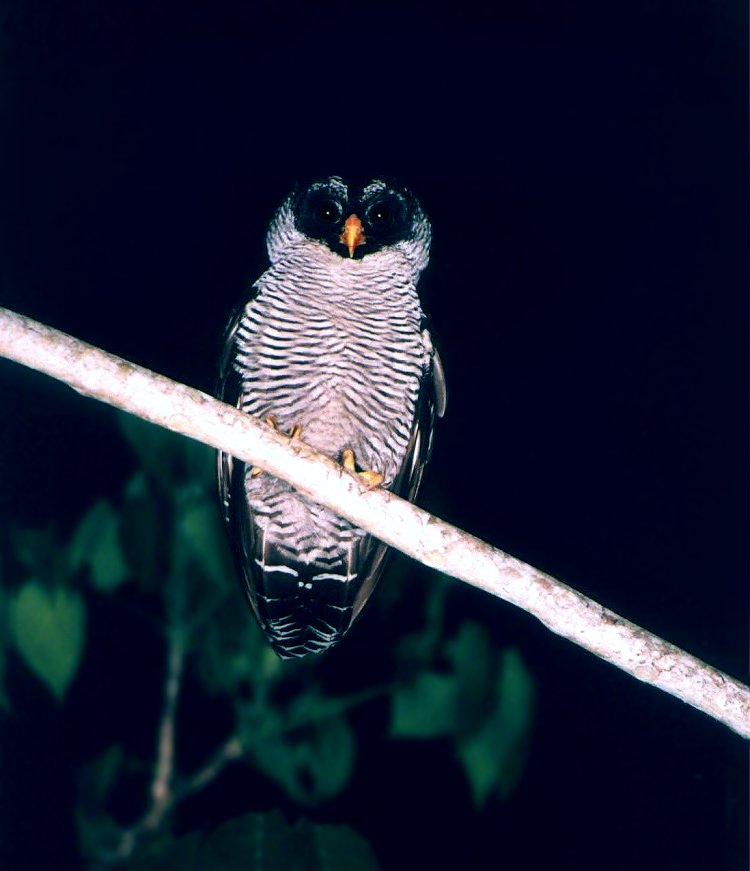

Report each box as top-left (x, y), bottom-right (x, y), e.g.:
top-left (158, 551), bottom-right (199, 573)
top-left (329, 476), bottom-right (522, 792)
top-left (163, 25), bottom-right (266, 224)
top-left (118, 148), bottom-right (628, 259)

top-left (339, 213), bottom-right (366, 257)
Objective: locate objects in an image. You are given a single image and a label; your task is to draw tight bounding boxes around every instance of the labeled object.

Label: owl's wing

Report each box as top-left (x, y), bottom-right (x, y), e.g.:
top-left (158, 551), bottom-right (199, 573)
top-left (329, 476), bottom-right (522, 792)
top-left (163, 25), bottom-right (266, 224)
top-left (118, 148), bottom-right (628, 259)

top-left (348, 330), bottom-right (446, 620)
top-left (216, 304), bottom-right (244, 526)
top-left (216, 302), bottom-right (276, 637)
top-left (396, 329), bottom-right (446, 500)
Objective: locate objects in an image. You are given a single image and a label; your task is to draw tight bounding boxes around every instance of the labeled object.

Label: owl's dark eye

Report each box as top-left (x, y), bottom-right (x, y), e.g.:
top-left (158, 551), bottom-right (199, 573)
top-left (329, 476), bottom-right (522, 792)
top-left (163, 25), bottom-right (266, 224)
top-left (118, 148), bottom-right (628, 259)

top-left (367, 201), bottom-right (393, 225)
top-left (315, 199), bottom-right (342, 224)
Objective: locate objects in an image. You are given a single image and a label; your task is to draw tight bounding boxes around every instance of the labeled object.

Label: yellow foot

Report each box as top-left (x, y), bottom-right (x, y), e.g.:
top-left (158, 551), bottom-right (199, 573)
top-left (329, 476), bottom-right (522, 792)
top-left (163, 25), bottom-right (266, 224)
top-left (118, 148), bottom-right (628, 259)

top-left (265, 415), bottom-right (302, 441)
top-left (341, 449), bottom-right (384, 489)
top-left (252, 417), bottom-right (302, 477)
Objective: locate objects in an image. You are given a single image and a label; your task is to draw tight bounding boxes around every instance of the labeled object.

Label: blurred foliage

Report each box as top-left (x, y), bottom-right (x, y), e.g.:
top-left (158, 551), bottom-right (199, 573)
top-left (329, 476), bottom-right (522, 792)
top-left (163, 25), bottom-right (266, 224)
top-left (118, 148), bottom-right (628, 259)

top-left (128, 811), bottom-right (379, 871)
top-left (391, 622), bottom-right (534, 805)
top-left (9, 580), bottom-right (85, 700)
top-left (0, 412), bottom-right (536, 868)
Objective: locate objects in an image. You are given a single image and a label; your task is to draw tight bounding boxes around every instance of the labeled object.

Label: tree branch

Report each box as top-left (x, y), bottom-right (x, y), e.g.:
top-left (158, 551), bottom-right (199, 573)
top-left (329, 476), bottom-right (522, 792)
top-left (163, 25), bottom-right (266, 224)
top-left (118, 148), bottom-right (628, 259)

top-left (1, 305), bottom-right (748, 738)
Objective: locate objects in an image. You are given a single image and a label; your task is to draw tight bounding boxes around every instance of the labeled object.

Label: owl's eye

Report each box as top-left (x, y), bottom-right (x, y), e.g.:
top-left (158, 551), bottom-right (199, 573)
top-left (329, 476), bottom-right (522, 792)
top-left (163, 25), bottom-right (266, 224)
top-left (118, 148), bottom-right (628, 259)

top-left (315, 199), bottom-right (342, 224)
top-left (367, 200), bottom-right (393, 226)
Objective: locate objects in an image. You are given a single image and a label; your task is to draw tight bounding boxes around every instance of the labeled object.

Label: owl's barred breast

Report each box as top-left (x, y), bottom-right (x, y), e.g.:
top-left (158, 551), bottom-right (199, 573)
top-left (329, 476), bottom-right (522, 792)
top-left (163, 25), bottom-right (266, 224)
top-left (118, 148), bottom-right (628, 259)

top-left (234, 243), bottom-right (427, 482)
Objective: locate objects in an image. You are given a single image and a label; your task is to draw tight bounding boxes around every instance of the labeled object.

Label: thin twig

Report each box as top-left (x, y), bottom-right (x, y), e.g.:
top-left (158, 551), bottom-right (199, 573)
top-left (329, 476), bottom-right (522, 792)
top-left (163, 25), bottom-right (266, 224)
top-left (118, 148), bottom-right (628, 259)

top-left (95, 630), bottom-right (186, 866)
top-left (175, 685), bottom-right (393, 800)
top-left (149, 632), bottom-right (185, 817)
top-left (175, 736), bottom-right (245, 800)
top-left (1, 305), bottom-right (748, 738)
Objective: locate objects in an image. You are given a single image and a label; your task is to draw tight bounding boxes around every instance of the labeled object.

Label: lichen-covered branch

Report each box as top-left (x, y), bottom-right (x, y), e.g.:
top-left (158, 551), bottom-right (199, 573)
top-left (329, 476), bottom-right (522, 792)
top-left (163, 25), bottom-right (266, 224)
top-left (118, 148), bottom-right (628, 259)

top-left (1, 305), bottom-right (748, 738)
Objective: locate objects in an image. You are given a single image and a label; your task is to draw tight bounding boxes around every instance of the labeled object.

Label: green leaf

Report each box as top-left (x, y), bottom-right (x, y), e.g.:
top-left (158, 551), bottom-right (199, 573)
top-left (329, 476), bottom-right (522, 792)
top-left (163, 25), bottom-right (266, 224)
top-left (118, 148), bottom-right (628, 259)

top-left (302, 715), bottom-right (356, 800)
top-left (119, 473), bottom-right (169, 593)
top-left (69, 500), bottom-right (109, 571)
top-left (392, 575), bottom-right (450, 668)
top-left (177, 500), bottom-right (228, 588)
top-left (192, 597), bottom-right (269, 696)
top-left (77, 744), bottom-right (124, 809)
top-left (448, 621), bottom-right (497, 736)
top-left (118, 413), bottom-right (184, 487)
top-left (457, 648), bottom-right (535, 805)
top-left (76, 810), bottom-right (124, 863)
top-left (10, 581), bottom-right (86, 700)
top-left (312, 823), bottom-right (380, 871)
top-left (179, 436), bottom-right (216, 492)
top-left (118, 412), bottom-right (215, 492)
top-left (390, 671), bottom-right (458, 738)
top-left (250, 715), bottom-right (356, 805)
top-left (69, 500), bottom-right (128, 592)
top-left (0, 584), bottom-right (9, 710)
top-left (0, 640), bottom-right (8, 712)
top-left (10, 526), bottom-right (69, 585)
top-left (125, 830), bottom-right (203, 871)
top-left (127, 811), bottom-right (379, 871)
top-left (163, 490), bottom-right (232, 624)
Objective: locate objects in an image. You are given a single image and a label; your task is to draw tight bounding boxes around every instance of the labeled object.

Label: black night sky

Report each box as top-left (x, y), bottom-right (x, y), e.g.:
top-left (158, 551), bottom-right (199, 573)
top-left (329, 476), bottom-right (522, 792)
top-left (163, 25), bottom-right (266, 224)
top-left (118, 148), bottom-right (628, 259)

top-left (0, 2), bottom-right (747, 869)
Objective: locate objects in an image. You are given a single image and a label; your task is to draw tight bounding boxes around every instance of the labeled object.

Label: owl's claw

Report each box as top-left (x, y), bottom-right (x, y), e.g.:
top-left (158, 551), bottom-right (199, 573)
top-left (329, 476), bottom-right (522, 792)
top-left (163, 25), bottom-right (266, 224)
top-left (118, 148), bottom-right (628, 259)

top-left (358, 469), bottom-right (385, 488)
top-left (342, 449), bottom-right (384, 489)
top-left (265, 416), bottom-right (302, 441)
top-left (251, 418), bottom-right (303, 477)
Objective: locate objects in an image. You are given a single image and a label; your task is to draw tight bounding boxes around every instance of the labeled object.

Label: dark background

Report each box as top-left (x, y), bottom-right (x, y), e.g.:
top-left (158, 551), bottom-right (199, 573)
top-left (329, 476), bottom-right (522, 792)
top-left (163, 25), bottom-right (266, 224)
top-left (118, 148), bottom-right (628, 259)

top-left (0, 1), bottom-right (747, 869)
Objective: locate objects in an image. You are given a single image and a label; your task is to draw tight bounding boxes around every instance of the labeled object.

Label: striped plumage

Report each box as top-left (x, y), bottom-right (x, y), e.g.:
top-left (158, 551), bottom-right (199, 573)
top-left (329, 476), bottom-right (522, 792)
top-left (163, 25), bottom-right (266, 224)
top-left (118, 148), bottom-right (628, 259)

top-left (218, 177), bottom-right (445, 658)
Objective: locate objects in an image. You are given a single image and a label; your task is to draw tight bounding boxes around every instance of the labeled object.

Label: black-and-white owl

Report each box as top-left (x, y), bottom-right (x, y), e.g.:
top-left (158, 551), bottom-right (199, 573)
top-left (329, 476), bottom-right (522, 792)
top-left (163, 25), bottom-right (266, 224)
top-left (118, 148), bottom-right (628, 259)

top-left (218, 176), bottom-right (446, 658)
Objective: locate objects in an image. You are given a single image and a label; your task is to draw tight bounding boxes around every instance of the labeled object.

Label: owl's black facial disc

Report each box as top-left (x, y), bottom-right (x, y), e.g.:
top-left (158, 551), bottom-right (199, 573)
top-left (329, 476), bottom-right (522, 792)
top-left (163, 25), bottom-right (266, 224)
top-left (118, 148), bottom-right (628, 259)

top-left (293, 177), bottom-right (415, 259)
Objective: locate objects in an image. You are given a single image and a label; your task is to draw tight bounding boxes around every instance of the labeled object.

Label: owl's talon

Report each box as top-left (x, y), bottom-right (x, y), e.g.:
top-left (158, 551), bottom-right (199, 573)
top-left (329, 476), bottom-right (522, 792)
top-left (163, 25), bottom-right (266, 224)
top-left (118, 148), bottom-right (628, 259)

top-left (358, 470), bottom-right (384, 489)
top-left (341, 449), bottom-right (383, 489)
top-left (266, 415), bottom-right (302, 441)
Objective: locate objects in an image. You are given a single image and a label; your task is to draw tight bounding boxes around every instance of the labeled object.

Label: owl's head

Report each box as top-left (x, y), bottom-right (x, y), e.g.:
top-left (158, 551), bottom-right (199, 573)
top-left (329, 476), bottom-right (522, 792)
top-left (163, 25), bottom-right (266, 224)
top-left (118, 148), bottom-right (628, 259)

top-left (266, 176), bottom-right (431, 272)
